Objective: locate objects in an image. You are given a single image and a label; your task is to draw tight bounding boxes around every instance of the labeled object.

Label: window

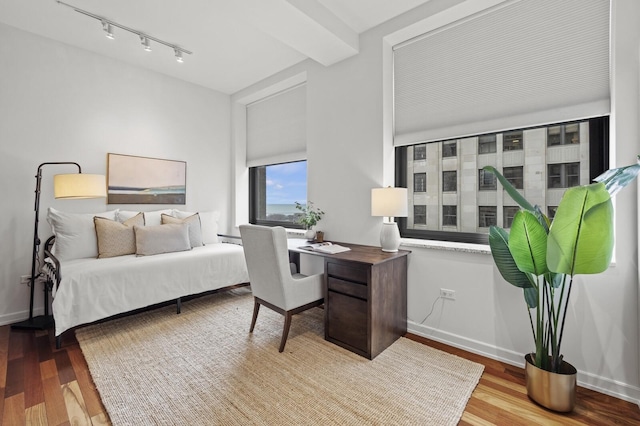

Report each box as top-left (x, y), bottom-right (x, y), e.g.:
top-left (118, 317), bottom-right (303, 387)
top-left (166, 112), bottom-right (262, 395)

top-left (395, 117), bottom-right (608, 244)
top-left (442, 141), bottom-right (457, 157)
top-left (503, 206), bottom-right (519, 228)
top-left (479, 206), bottom-right (497, 228)
top-left (548, 163), bottom-right (580, 188)
top-left (478, 169), bottom-right (497, 190)
top-left (249, 160), bottom-right (307, 227)
top-left (548, 123), bottom-right (580, 146)
top-left (478, 134), bottom-right (497, 154)
top-left (442, 205), bottom-right (457, 226)
top-left (414, 173), bottom-right (426, 192)
top-left (503, 166), bottom-right (524, 189)
top-left (442, 171), bottom-right (457, 192)
top-left (414, 205), bottom-right (426, 225)
top-left (503, 131), bottom-right (523, 151)
top-left (414, 144), bottom-right (426, 160)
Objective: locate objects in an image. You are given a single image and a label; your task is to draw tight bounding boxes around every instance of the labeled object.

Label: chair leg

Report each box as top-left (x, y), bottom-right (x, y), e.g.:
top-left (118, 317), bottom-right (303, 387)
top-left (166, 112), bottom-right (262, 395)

top-left (279, 312), bottom-right (293, 353)
top-left (250, 299), bottom-right (260, 333)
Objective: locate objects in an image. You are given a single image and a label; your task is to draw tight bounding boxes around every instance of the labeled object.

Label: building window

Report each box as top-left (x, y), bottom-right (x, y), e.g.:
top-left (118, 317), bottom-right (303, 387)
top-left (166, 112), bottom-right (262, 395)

top-left (479, 206), bottom-right (497, 228)
top-left (503, 130), bottom-right (523, 151)
top-left (503, 166), bottom-right (524, 189)
top-left (442, 205), bottom-right (457, 226)
top-left (503, 206), bottom-right (519, 228)
top-left (414, 205), bottom-right (426, 225)
top-left (548, 206), bottom-right (558, 220)
top-left (442, 141), bottom-right (457, 157)
top-left (478, 169), bottom-right (497, 190)
top-left (478, 134), bottom-right (497, 154)
top-left (442, 171), bottom-right (457, 192)
top-left (548, 163), bottom-right (580, 188)
top-left (249, 160), bottom-right (307, 228)
top-left (414, 173), bottom-right (426, 192)
top-left (548, 123), bottom-right (580, 146)
top-left (414, 144), bottom-right (426, 160)
top-left (395, 117), bottom-right (608, 244)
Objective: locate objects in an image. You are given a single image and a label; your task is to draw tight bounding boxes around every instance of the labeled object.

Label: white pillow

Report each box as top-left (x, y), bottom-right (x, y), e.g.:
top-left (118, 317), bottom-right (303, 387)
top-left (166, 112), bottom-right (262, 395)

top-left (134, 223), bottom-right (191, 256)
top-left (173, 210), bottom-right (219, 244)
top-left (47, 207), bottom-right (118, 261)
top-left (143, 209), bottom-right (174, 226)
top-left (116, 210), bottom-right (142, 223)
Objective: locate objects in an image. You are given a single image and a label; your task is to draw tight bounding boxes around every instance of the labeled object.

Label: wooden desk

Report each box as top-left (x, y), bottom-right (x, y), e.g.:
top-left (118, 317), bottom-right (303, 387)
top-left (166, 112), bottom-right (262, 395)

top-left (289, 240), bottom-right (410, 360)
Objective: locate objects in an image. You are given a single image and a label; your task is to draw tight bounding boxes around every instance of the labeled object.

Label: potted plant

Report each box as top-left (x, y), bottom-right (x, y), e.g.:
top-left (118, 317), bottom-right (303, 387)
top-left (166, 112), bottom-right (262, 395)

top-left (485, 156), bottom-right (640, 412)
top-left (295, 201), bottom-right (325, 240)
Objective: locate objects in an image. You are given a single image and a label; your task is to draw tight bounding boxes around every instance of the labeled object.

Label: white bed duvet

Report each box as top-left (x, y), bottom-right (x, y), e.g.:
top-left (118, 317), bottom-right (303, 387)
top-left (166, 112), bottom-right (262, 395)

top-left (52, 243), bottom-right (249, 337)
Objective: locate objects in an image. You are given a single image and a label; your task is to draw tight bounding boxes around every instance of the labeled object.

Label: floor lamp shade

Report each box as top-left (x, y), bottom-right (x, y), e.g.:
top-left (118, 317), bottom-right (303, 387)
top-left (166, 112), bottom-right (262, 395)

top-left (54, 173), bottom-right (106, 199)
top-left (371, 187), bottom-right (408, 252)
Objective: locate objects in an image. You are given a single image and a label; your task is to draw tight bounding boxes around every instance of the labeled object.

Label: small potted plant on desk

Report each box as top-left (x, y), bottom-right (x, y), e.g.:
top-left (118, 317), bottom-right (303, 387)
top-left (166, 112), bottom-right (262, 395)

top-left (295, 201), bottom-right (324, 241)
top-left (484, 156), bottom-right (640, 412)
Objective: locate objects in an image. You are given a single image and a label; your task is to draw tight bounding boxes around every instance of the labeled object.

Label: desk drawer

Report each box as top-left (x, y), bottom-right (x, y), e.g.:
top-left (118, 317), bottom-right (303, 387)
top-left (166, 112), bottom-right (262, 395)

top-left (327, 262), bottom-right (368, 283)
top-left (327, 290), bottom-right (367, 353)
top-left (328, 277), bottom-right (367, 300)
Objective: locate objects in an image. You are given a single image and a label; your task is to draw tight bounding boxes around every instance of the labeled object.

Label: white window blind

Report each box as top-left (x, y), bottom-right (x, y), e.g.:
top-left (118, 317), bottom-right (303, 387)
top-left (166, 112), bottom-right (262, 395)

top-left (393, 0), bottom-right (610, 146)
top-left (246, 84), bottom-right (306, 167)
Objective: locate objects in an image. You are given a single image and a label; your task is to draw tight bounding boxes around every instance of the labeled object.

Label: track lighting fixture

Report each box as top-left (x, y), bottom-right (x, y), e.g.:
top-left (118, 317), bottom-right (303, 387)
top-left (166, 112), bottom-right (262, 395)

top-left (57, 1), bottom-right (192, 63)
top-left (140, 35), bottom-right (152, 52)
top-left (101, 20), bottom-right (114, 39)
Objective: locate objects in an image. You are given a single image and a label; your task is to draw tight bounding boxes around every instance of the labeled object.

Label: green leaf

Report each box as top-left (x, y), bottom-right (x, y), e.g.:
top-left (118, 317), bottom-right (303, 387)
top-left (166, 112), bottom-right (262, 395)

top-left (483, 166), bottom-right (535, 211)
top-left (508, 211), bottom-right (548, 276)
top-left (547, 183), bottom-right (613, 275)
top-left (524, 287), bottom-right (537, 309)
top-left (488, 226), bottom-right (533, 288)
top-left (594, 157), bottom-right (640, 197)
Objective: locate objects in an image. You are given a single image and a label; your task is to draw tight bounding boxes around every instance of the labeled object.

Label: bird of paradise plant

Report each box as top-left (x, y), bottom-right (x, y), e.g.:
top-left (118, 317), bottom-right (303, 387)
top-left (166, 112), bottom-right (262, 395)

top-left (485, 156), bottom-right (640, 373)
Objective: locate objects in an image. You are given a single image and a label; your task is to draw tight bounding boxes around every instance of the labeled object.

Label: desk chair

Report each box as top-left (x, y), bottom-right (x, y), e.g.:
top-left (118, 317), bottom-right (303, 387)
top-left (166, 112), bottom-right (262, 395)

top-left (239, 224), bottom-right (324, 352)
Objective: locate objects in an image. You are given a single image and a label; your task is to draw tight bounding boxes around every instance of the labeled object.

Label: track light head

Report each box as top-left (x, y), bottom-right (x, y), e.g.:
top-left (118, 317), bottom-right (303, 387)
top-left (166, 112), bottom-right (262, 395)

top-left (101, 20), bottom-right (114, 39)
top-left (140, 35), bottom-right (152, 52)
top-left (174, 48), bottom-right (184, 63)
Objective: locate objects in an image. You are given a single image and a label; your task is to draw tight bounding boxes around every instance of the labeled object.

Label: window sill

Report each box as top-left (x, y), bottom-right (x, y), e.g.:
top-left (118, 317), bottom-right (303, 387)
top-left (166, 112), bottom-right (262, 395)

top-left (400, 238), bottom-right (491, 255)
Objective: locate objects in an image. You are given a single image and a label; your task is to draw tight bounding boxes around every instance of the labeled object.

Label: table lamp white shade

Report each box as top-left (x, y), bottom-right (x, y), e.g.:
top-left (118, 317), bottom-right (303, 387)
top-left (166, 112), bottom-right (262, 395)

top-left (53, 174), bottom-right (107, 199)
top-left (371, 187), bottom-right (408, 252)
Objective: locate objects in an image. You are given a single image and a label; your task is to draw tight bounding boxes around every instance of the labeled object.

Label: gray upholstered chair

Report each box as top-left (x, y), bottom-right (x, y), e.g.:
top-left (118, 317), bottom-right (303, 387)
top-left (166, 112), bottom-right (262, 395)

top-left (239, 224), bottom-right (324, 352)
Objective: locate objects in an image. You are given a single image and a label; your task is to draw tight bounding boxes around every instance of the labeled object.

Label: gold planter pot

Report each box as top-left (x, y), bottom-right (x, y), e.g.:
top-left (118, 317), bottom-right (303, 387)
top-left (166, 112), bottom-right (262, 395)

top-left (524, 353), bottom-right (577, 412)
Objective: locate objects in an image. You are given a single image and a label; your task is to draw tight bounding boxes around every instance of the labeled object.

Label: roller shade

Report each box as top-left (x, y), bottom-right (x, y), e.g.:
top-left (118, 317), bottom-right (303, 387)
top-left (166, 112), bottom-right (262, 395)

top-left (393, 0), bottom-right (610, 146)
top-left (246, 84), bottom-right (306, 167)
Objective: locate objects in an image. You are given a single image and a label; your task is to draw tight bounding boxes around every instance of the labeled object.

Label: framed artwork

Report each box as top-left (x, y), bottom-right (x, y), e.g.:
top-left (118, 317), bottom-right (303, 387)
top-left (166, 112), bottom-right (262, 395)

top-left (107, 153), bottom-right (186, 204)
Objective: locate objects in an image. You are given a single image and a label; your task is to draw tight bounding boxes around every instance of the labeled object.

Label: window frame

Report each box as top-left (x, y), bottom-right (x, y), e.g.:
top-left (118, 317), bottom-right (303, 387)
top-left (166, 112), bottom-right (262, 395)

top-left (442, 170), bottom-right (457, 192)
top-left (249, 160), bottom-right (307, 229)
top-left (395, 116), bottom-right (609, 244)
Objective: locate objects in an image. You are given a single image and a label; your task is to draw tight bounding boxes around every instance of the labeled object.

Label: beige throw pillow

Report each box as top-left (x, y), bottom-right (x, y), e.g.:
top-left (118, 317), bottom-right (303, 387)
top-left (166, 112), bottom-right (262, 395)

top-left (161, 213), bottom-right (203, 247)
top-left (94, 213), bottom-right (144, 258)
top-left (134, 223), bottom-right (191, 256)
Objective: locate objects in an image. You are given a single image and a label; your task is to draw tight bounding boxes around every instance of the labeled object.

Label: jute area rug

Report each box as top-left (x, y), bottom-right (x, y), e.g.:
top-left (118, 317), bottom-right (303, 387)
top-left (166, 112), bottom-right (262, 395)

top-left (76, 287), bottom-right (484, 425)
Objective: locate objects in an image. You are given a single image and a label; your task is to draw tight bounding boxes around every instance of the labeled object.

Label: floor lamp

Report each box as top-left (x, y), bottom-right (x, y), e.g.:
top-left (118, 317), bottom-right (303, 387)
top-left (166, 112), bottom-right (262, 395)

top-left (11, 162), bottom-right (106, 330)
top-left (371, 187), bottom-right (408, 252)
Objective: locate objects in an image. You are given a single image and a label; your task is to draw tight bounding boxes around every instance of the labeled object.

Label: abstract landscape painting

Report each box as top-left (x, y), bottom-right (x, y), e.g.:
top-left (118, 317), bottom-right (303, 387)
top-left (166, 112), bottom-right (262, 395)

top-left (107, 153), bottom-right (186, 204)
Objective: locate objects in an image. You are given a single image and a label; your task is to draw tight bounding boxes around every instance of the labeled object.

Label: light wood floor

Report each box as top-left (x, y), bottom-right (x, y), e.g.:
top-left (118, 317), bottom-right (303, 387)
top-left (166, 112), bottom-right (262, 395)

top-left (2, 322), bottom-right (639, 425)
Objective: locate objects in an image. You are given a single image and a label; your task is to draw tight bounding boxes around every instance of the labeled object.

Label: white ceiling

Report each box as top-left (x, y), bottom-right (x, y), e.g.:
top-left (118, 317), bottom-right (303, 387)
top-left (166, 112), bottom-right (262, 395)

top-left (0, 0), bottom-right (430, 94)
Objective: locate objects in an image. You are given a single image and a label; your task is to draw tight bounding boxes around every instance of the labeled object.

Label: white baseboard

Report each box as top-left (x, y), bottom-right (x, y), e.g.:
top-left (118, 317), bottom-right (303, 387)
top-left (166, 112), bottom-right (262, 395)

top-left (0, 307), bottom-right (45, 327)
top-left (408, 320), bottom-right (640, 407)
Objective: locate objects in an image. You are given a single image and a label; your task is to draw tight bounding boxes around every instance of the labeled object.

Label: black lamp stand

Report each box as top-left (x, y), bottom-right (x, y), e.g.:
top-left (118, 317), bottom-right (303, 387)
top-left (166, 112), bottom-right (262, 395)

top-left (12, 162), bottom-right (82, 330)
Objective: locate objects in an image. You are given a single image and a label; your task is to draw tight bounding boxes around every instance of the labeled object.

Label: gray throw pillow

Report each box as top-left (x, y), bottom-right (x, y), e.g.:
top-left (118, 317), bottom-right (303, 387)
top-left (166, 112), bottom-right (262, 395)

top-left (134, 223), bottom-right (191, 256)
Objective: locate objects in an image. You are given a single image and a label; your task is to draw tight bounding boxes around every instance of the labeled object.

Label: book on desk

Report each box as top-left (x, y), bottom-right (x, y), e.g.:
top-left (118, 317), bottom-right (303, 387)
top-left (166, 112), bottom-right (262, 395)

top-left (300, 242), bottom-right (351, 254)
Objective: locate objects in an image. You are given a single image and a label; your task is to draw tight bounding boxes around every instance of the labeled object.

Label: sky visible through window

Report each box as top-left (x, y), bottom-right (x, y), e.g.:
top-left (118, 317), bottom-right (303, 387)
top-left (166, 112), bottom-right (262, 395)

top-left (266, 161), bottom-right (307, 208)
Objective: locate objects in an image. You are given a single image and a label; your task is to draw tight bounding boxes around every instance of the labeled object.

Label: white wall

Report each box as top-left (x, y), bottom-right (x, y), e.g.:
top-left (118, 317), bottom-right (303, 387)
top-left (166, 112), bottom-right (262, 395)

top-left (232, 0), bottom-right (640, 403)
top-left (0, 23), bottom-right (231, 325)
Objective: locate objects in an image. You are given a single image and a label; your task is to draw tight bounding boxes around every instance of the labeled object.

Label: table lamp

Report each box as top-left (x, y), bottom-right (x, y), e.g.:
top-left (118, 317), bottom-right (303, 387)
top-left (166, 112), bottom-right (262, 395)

top-left (371, 187), bottom-right (408, 252)
top-left (12, 162), bottom-right (106, 330)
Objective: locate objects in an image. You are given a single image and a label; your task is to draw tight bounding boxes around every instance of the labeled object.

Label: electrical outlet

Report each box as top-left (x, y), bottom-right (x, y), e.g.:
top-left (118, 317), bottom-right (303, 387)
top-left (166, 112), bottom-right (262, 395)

top-left (20, 275), bottom-right (31, 285)
top-left (440, 288), bottom-right (456, 300)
